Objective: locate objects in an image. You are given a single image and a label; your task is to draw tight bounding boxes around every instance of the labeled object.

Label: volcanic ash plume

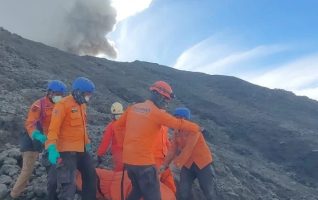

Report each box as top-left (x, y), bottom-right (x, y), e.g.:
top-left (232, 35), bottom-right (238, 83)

top-left (60, 0), bottom-right (117, 58)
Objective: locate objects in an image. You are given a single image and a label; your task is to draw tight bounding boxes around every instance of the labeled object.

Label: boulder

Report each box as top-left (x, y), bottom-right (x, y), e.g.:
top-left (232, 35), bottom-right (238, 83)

top-left (0, 175), bottom-right (12, 185)
top-left (0, 184), bottom-right (8, 199)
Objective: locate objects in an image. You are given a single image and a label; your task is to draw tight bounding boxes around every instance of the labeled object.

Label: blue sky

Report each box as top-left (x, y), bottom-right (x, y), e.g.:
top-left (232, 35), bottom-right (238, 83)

top-left (110, 0), bottom-right (318, 99)
top-left (0, 0), bottom-right (318, 100)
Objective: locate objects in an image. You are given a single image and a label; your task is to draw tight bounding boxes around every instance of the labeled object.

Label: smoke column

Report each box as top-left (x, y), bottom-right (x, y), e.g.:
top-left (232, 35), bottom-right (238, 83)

top-left (0, 0), bottom-right (117, 58)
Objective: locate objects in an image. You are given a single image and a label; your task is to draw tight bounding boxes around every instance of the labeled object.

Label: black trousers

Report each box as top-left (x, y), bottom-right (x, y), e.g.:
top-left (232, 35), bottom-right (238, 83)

top-left (47, 165), bottom-right (58, 200)
top-left (179, 163), bottom-right (216, 200)
top-left (126, 164), bottom-right (161, 200)
top-left (47, 152), bottom-right (96, 200)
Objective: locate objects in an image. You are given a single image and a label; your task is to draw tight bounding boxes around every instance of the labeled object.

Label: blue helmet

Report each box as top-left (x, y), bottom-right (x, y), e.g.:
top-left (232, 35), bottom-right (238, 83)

top-left (174, 107), bottom-right (191, 120)
top-left (72, 77), bottom-right (95, 93)
top-left (47, 80), bottom-right (67, 94)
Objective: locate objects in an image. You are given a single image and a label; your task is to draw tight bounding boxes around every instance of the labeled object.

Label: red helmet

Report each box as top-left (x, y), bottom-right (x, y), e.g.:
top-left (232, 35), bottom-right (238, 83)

top-left (149, 81), bottom-right (174, 100)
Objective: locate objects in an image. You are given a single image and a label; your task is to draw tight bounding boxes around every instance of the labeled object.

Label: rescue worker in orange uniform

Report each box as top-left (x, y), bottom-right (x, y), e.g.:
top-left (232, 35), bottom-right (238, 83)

top-left (46, 77), bottom-right (96, 200)
top-left (161, 107), bottom-right (217, 200)
top-left (97, 102), bottom-right (125, 172)
top-left (114, 81), bottom-right (201, 200)
top-left (154, 126), bottom-right (177, 194)
top-left (10, 80), bottom-right (67, 199)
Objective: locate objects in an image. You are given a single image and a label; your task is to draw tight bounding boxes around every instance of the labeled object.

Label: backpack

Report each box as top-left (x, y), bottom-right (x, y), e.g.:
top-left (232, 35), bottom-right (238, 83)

top-left (20, 97), bottom-right (46, 152)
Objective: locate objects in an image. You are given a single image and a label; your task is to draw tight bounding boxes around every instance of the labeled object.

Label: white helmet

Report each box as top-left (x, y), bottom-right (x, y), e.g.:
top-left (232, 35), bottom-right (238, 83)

top-left (111, 102), bottom-right (124, 115)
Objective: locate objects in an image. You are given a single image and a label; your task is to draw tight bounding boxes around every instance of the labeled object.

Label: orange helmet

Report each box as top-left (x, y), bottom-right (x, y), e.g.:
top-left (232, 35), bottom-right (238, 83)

top-left (149, 81), bottom-right (174, 100)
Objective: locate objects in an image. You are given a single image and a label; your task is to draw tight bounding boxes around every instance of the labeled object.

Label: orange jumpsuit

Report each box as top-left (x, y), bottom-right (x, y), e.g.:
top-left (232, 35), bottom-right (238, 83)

top-left (47, 95), bottom-right (96, 200)
top-left (114, 100), bottom-right (201, 166)
top-left (164, 129), bottom-right (213, 170)
top-left (25, 96), bottom-right (54, 137)
top-left (164, 130), bottom-right (214, 200)
top-left (97, 121), bottom-right (125, 171)
top-left (114, 100), bottom-right (200, 200)
top-left (47, 95), bottom-right (90, 152)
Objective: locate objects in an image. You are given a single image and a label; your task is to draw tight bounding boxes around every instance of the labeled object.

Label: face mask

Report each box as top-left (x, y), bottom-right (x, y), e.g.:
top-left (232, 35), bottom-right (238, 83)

top-left (52, 96), bottom-right (63, 103)
top-left (84, 96), bottom-right (90, 103)
top-left (158, 96), bottom-right (169, 109)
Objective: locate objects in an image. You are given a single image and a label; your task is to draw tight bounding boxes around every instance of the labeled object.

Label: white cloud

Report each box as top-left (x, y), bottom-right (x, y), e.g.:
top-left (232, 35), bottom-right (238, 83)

top-left (112, 19), bottom-right (150, 62)
top-left (294, 87), bottom-right (318, 100)
top-left (111, 15), bottom-right (168, 63)
top-left (173, 35), bottom-right (318, 100)
top-left (198, 45), bottom-right (286, 73)
top-left (174, 36), bottom-right (232, 71)
top-left (111, 0), bottom-right (153, 21)
top-left (174, 35), bottom-right (287, 74)
top-left (250, 54), bottom-right (318, 100)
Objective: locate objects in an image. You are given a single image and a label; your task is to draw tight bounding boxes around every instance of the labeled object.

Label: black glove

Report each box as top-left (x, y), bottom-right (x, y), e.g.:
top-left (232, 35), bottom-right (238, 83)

top-left (201, 127), bottom-right (207, 135)
top-left (201, 127), bottom-right (212, 139)
top-left (97, 156), bottom-right (102, 165)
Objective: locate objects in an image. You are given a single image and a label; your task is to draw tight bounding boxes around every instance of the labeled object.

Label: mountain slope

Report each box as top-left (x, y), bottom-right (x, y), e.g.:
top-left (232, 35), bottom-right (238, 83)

top-left (0, 27), bottom-right (317, 200)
